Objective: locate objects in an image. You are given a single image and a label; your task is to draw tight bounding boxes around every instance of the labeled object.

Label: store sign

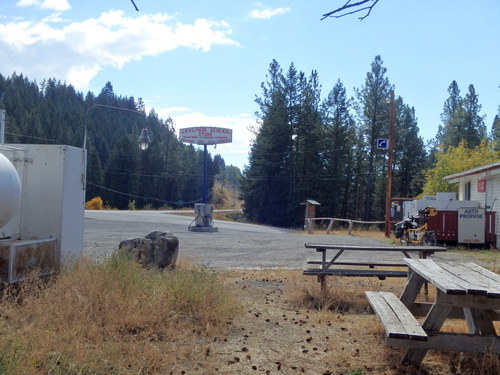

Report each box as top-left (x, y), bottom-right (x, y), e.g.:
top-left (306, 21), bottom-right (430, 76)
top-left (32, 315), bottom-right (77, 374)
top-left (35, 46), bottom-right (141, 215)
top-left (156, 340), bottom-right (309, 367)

top-left (458, 207), bottom-right (485, 244)
top-left (477, 179), bottom-right (486, 193)
top-left (179, 127), bottom-right (232, 145)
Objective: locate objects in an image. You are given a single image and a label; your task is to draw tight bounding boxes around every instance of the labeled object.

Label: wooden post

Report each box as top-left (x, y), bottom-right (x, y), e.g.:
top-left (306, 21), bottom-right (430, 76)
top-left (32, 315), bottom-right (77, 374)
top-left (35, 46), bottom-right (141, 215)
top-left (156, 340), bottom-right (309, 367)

top-left (385, 90), bottom-right (395, 238)
top-left (326, 219), bottom-right (334, 234)
top-left (347, 220), bottom-right (354, 235)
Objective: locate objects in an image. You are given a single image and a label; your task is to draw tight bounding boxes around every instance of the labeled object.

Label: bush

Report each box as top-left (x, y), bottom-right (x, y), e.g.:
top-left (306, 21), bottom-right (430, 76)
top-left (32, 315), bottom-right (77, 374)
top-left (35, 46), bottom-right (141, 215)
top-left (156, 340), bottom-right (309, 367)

top-left (85, 196), bottom-right (104, 210)
top-left (127, 200), bottom-right (136, 210)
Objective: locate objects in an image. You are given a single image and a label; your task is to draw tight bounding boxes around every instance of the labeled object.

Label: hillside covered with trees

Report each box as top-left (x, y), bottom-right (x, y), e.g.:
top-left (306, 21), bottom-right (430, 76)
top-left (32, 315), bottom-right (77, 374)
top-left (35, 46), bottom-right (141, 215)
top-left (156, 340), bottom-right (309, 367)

top-left (240, 56), bottom-right (499, 227)
top-left (0, 73), bottom-right (231, 209)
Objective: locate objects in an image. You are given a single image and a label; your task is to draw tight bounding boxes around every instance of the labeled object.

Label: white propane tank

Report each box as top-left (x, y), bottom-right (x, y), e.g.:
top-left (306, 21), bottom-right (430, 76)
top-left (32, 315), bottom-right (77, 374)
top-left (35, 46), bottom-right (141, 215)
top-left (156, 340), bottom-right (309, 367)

top-left (0, 153), bottom-right (21, 229)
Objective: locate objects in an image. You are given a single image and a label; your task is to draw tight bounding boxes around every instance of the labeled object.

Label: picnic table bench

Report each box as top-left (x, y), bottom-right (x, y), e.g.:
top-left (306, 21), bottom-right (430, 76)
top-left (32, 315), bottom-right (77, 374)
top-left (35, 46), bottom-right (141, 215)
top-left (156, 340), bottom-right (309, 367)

top-left (303, 243), bottom-right (446, 291)
top-left (365, 259), bottom-right (500, 366)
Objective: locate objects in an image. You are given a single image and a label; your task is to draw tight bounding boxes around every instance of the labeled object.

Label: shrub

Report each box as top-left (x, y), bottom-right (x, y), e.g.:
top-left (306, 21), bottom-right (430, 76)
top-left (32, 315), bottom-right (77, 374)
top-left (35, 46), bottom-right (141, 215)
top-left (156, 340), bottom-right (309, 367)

top-left (127, 200), bottom-right (136, 210)
top-left (85, 196), bottom-right (104, 210)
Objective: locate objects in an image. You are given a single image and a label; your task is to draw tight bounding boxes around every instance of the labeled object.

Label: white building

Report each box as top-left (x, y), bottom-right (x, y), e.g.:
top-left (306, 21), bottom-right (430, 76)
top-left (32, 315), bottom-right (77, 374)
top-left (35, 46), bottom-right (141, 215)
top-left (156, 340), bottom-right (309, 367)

top-left (443, 161), bottom-right (500, 246)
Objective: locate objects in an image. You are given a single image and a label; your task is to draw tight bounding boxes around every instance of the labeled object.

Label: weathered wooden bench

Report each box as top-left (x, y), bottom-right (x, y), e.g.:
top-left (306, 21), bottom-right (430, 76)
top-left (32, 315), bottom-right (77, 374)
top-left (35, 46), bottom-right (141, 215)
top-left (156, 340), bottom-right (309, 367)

top-left (303, 268), bottom-right (408, 278)
top-left (365, 291), bottom-right (428, 344)
top-left (303, 243), bottom-right (446, 290)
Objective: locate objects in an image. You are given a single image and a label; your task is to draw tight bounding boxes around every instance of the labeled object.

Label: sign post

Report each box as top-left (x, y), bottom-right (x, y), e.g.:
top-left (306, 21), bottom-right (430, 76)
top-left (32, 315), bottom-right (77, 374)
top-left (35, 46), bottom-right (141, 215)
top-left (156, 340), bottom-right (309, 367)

top-left (179, 127), bottom-right (232, 232)
top-left (384, 90), bottom-right (395, 238)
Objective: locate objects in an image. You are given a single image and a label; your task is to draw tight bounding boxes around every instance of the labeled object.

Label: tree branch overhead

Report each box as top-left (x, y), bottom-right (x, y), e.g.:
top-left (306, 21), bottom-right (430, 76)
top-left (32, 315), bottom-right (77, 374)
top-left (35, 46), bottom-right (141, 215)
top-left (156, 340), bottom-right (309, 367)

top-left (322, 0), bottom-right (380, 20)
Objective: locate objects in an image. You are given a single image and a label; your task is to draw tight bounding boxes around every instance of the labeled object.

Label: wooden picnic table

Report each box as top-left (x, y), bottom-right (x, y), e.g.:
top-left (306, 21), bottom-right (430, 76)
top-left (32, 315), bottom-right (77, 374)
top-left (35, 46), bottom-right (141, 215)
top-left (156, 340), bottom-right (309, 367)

top-left (303, 243), bottom-right (447, 291)
top-left (366, 259), bottom-right (500, 366)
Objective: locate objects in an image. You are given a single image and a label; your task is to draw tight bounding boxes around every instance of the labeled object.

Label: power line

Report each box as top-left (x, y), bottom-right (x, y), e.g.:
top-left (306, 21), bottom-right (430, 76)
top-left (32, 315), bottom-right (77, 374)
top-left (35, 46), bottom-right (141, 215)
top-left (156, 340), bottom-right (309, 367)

top-left (87, 181), bottom-right (205, 205)
top-left (5, 132), bottom-right (56, 143)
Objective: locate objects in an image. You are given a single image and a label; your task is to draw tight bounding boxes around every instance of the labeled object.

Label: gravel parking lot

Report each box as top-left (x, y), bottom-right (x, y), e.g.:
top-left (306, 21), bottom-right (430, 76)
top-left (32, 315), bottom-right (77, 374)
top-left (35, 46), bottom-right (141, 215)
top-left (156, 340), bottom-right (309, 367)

top-left (84, 210), bottom-right (469, 269)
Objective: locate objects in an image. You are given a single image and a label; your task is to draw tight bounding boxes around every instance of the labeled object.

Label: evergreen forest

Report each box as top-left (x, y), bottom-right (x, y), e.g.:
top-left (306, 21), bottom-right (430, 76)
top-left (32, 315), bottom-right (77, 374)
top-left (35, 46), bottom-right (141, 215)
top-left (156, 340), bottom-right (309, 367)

top-left (0, 74), bottom-right (229, 209)
top-left (240, 56), bottom-right (499, 227)
top-left (1, 55), bottom-right (498, 227)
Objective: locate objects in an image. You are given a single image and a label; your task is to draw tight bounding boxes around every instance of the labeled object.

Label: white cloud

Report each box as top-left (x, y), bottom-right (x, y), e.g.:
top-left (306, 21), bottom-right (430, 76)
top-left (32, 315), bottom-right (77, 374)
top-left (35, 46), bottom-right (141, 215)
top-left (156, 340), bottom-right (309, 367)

top-left (249, 7), bottom-right (290, 20)
top-left (0, 10), bottom-right (239, 90)
top-left (16, 0), bottom-right (39, 7)
top-left (17, 0), bottom-right (70, 12)
top-left (155, 108), bottom-right (258, 170)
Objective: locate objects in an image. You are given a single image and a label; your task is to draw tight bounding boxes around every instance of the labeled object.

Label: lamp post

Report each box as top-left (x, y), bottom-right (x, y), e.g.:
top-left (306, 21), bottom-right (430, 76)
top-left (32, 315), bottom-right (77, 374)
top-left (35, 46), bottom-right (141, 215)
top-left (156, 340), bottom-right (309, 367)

top-left (83, 104), bottom-right (151, 151)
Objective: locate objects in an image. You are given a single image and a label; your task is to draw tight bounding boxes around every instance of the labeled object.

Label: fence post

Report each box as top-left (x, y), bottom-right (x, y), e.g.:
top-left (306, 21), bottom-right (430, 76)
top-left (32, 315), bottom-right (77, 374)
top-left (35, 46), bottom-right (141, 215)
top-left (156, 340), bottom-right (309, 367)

top-left (326, 219), bottom-right (334, 234)
top-left (348, 220), bottom-right (354, 235)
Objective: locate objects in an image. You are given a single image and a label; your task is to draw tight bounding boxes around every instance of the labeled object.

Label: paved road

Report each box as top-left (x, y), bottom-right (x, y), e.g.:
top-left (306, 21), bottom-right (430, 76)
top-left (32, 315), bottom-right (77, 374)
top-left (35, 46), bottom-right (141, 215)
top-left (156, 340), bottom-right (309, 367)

top-left (84, 210), bottom-right (465, 269)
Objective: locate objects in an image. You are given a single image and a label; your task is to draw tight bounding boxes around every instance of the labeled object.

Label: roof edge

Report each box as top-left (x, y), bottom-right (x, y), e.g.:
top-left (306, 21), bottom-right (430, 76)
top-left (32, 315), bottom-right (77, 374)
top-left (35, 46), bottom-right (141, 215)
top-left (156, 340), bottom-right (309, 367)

top-left (443, 161), bottom-right (500, 181)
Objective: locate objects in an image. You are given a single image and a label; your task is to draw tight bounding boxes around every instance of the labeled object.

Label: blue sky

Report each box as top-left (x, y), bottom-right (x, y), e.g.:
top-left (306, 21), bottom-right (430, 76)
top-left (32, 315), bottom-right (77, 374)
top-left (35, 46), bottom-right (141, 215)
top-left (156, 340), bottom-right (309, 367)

top-left (0, 0), bottom-right (498, 170)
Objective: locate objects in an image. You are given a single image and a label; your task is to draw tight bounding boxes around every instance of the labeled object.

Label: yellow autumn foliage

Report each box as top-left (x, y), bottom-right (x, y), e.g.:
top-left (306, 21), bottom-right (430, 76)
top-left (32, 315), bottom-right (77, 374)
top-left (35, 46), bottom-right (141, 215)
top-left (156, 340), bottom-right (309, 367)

top-left (421, 140), bottom-right (499, 196)
top-left (85, 196), bottom-right (104, 210)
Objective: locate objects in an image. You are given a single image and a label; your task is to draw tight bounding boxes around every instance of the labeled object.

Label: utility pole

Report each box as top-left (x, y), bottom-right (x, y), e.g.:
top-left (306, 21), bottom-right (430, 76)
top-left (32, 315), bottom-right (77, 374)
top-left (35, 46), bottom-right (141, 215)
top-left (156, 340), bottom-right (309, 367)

top-left (385, 90), bottom-right (395, 238)
top-left (0, 109), bottom-right (5, 144)
top-left (0, 92), bottom-right (5, 144)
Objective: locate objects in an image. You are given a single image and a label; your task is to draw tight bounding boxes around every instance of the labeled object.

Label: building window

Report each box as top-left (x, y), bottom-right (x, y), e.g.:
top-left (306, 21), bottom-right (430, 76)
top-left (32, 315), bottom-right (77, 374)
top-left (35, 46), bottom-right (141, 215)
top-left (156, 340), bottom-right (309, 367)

top-left (464, 181), bottom-right (471, 200)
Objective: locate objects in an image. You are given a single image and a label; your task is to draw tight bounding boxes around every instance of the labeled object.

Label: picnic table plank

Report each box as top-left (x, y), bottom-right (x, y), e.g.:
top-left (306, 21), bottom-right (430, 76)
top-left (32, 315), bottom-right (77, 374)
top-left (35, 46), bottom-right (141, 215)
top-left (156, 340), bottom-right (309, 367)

top-left (463, 261), bottom-right (500, 283)
top-left (365, 291), bottom-right (428, 341)
top-left (304, 244), bottom-right (446, 253)
top-left (307, 260), bottom-right (407, 267)
top-left (303, 269), bottom-right (408, 278)
top-left (365, 291), bottom-right (408, 339)
top-left (382, 292), bottom-right (428, 339)
top-left (403, 259), bottom-right (468, 295)
top-left (439, 261), bottom-right (500, 297)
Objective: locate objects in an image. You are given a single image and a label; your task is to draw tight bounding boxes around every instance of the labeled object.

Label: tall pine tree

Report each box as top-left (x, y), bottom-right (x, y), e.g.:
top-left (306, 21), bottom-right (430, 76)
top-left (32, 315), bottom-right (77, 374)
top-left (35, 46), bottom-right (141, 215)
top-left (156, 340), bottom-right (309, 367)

top-left (241, 60), bottom-right (324, 227)
top-left (319, 80), bottom-right (357, 218)
top-left (355, 56), bottom-right (392, 221)
top-left (436, 81), bottom-right (486, 149)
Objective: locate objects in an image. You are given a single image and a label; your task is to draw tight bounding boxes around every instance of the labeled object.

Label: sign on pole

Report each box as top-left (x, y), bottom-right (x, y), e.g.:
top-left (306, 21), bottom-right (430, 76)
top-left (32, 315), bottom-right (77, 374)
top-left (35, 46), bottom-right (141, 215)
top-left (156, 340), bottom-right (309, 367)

top-left (377, 138), bottom-right (388, 149)
top-left (179, 127), bottom-right (232, 145)
top-left (178, 126), bottom-right (233, 209)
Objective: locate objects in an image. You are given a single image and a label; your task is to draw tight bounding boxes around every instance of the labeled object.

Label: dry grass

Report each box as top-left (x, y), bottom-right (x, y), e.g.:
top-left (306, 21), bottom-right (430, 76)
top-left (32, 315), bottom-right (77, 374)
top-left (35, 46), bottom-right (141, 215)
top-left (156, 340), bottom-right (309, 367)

top-left (0, 256), bottom-right (240, 374)
top-left (1, 262), bottom-right (499, 374)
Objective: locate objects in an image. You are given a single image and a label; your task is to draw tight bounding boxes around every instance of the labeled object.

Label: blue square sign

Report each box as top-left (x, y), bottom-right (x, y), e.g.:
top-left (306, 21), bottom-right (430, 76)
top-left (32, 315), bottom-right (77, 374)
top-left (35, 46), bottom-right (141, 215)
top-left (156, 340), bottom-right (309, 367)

top-left (377, 138), bottom-right (388, 149)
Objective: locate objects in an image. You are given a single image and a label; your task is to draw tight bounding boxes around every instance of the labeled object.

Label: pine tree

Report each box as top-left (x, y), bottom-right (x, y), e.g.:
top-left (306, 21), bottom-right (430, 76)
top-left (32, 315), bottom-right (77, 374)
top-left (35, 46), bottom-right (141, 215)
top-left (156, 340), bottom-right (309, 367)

top-left (436, 80), bottom-right (462, 149)
top-left (461, 84), bottom-right (486, 147)
top-left (436, 81), bottom-right (486, 149)
top-left (392, 99), bottom-right (427, 198)
top-left (292, 69), bottom-right (324, 224)
top-left (355, 56), bottom-right (392, 221)
top-left (241, 60), bottom-right (326, 227)
top-left (492, 107), bottom-right (500, 151)
top-left (320, 80), bottom-right (357, 218)
top-left (241, 60), bottom-right (294, 226)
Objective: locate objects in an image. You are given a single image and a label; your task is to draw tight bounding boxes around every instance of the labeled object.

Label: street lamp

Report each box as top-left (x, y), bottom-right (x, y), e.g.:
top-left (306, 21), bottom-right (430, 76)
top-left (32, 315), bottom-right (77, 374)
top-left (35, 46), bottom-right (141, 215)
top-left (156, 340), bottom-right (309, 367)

top-left (138, 128), bottom-right (151, 150)
top-left (83, 104), bottom-right (151, 151)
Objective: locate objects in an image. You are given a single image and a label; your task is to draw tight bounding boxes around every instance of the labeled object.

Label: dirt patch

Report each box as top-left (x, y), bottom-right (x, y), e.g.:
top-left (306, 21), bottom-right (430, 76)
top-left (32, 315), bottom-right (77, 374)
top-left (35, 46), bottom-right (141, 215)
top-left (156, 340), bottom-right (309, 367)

top-left (191, 269), bottom-right (499, 375)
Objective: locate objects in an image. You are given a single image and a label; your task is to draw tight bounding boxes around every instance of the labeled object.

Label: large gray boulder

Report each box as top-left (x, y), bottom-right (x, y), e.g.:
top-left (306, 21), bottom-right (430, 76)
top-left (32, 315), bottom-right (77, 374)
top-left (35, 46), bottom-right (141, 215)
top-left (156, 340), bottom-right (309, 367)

top-left (118, 231), bottom-right (178, 269)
